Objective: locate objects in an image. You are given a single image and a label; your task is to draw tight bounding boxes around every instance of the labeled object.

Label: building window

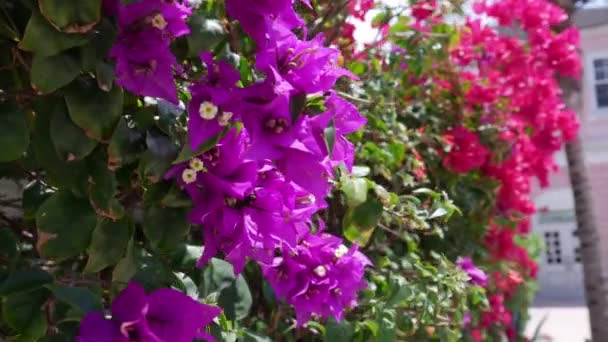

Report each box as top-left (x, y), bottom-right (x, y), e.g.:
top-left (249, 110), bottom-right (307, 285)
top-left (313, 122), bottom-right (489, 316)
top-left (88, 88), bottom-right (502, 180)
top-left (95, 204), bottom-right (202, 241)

top-left (544, 231), bottom-right (562, 265)
top-left (593, 58), bottom-right (608, 108)
top-left (538, 209), bottom-right (575, 224)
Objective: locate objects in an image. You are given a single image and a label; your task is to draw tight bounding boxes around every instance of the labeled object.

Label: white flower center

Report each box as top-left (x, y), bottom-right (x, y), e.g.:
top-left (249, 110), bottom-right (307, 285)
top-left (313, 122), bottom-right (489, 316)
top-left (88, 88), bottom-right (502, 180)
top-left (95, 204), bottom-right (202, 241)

top-left (151, 14), bottom-right (168, 30)
top-left (189, 158), bottom-right (205, 172)
top-left (181, 168), bottom-right (197, 184)
top-left (313, 265), bottom-right (327, 277)
top-left (334, 244), bottom-right (348, 258)
top-left (199, 101), bottom-right (218, 120)
top-left (218, 111), bottom-right (233, 126)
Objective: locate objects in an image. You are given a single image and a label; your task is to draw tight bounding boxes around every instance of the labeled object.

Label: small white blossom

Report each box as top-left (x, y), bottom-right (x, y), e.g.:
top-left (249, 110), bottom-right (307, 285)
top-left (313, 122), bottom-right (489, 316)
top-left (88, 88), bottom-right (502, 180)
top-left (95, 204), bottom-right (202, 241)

top-left (181, 169), bottom-right (197, 184)
top-left (334, 244), bottom-right (349, 258)
top-left (313, 265), bottom-right (327, 277)
top-left (199, 101), bottom-right (219, 120)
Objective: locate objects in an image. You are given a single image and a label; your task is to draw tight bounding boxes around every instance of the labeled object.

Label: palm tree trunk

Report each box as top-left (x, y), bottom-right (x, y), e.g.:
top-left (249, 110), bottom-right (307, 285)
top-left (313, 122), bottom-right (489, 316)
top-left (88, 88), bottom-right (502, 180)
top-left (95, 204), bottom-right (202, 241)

top-left (565, 138), bottom-right (608, 341)
top-left (553, 1), bottom-right (608, 340)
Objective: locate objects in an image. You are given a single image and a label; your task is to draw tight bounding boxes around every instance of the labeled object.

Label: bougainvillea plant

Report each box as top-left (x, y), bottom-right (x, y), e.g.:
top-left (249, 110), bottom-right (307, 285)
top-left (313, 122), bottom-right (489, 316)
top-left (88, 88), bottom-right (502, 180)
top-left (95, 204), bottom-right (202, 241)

top-left (0, 0), bottom-right (578, 341)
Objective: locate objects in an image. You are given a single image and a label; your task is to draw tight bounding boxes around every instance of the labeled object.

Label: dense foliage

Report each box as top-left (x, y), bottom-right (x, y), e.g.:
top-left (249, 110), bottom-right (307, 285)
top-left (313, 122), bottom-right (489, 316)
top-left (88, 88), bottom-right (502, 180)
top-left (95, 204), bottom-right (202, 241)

top-left (0, 0), bottom-right (579, 341)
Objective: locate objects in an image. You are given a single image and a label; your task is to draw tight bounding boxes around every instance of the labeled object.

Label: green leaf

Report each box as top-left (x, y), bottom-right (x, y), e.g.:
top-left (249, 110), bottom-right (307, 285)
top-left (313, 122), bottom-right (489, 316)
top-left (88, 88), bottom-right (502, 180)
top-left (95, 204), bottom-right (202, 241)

top-left (84, 218), bottom-right (133, 273)
top-left (39, 0), bottom-right (101, 33)
top-left (20, 11), bottom-right (89, 57)
top-left (49, 101), bottom-right (97, 161)
top-left (187, 15), bottom-right (225, 57)
top-left (65, 81), bottom-right (123, 141)
top-left (15, 312), bottom-right (47, 342)
top-left (87, 152), bottom-right (125, 219)
top-left (112, 239), bottom-right (137, 284)
top-left (324, 119), bottom-right (336, 158)
top-left (0, 269), bottom-right (53, 296)
top-left (243, 331), bottom-right (272, 342)
top-left (46, 285), bottom-right (102, 315)
top-left (79, 19), bottom-right (117, 71)
top-left (290, 92), bottom-right (307, 124)
top-left (143, 205), bottom-right (190, 252)
top-left (173, 128), bottom-right (227, 164)
top-left (325, 320), bottom-right (354, 342)
top-left (31, 102), bottom-right (89, 195)
top-left (2, 289), bottom-right (49, 332)
top-left (107, 118), bottom-right (144, 170)
top-left (341, 177), bottom-right (368, 208)
top-left (36, 191), bottom-right (97, 261)
top-left (0, 102), bottom-right (29, 162)
top-left (429, 207), bottom-right (448, 220)
top-left (203, 259), bottom-right (252, 321)
top-left (30, 51), bottom-right (80, 94)
top-left (95, 61), bottom-right (115, 91)
top-left (0, 228), bottom-right (19, 261)
top-left (343, 198), bottom-right (383, 246)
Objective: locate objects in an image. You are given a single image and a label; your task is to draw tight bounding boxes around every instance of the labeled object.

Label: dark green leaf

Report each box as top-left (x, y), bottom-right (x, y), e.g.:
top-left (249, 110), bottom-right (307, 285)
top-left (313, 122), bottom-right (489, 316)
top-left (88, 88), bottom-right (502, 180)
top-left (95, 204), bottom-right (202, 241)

top-left (49, 101), bottom-right (97, 160)
top-left (30, 51), bottom-right (80, 94)
top-left (87, 152), bottom-right (125, 219)
top-left (204, 259), bottom-right (252, 321)
top-left (39, 0), bottom-right (101, 33)
top-left (0, 269), bottom-right (52, 296)
top-left (15, 311), bottom-right (46, 342)
top-left (143, 205), bottom-right (190, 252)
top-left (0, 102), bottom-right (29, 162)
top-left (0, 228), bottom-right (19, 261)
top-left (187, 15), bottom-right (225, 57)
top-left (36, 191), bottom-right (97, 261)
top-left (325, 320), bottom-right (354, 342)
top-left (2, 288), bottom-right (49, 332)
top-left (107, 118), bottom-right (144, 170)
top-left (290, 93), bottom-right (307, 124)
top-left (65, 81), bottom-right (123, 141)
top-left (46, 285), bottom-right (102, 315)
top-left (31, 103), bottom-right (89, 195)
top-left (174, 127), bottom-right (227, 164)
top-left (95, 61), bottom-right (115, 91)
top-left (112, 239), bottom-right (137, 284)
top-left (84, 218), bottom-right (133, 273)
top-left (20, 11), bottom-right (89, 56)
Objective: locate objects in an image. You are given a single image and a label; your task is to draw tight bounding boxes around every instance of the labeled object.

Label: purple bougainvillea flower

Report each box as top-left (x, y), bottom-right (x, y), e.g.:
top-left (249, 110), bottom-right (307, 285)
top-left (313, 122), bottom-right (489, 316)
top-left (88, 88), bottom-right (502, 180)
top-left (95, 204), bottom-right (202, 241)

top-left (187, 53), bottom-right (242, 150)
top-left (165, 128), bottom-right (257, 199)
top-left (225, 0), bottom-right (304, 46)
top-left (263, 233), bottom-right (370, 325)
top-left (457, 256), bottom-right (488, 287)
top-left (77, 282), bottom-right (221, 342)
top-left (239, 73), bottom-right (311, 161)
top-left (277, 149), bottom-right (332, 208)
top-left (190, 165), bottom-right (314, 274)
top-left (108, 0), bottom-right (191, 103)
top-left (118, 0), bottom-right (191, 38)
top-left (256, 25), bottom-right (357, 94)
top-left (110, 29), bottom-right (180, 104)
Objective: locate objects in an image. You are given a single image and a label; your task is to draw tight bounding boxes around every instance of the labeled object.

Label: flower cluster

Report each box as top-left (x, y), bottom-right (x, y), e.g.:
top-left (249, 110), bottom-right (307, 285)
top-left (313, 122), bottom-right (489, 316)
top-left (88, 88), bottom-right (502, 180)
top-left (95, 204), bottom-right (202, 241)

top-left (263, 233), bottom-right (370, 325)
top-left (442, 126), bottom-right (489, 174)
top-left (456, 256), bottom-right (488, 287)
top-left (430, 0), bottom-right (580, 338)
top-left (108, 0), bottom-right (191, 104)
top-left (78, 282), bottom-right (221, 342)
top-left (162, 0), bottom-right (370, 324)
